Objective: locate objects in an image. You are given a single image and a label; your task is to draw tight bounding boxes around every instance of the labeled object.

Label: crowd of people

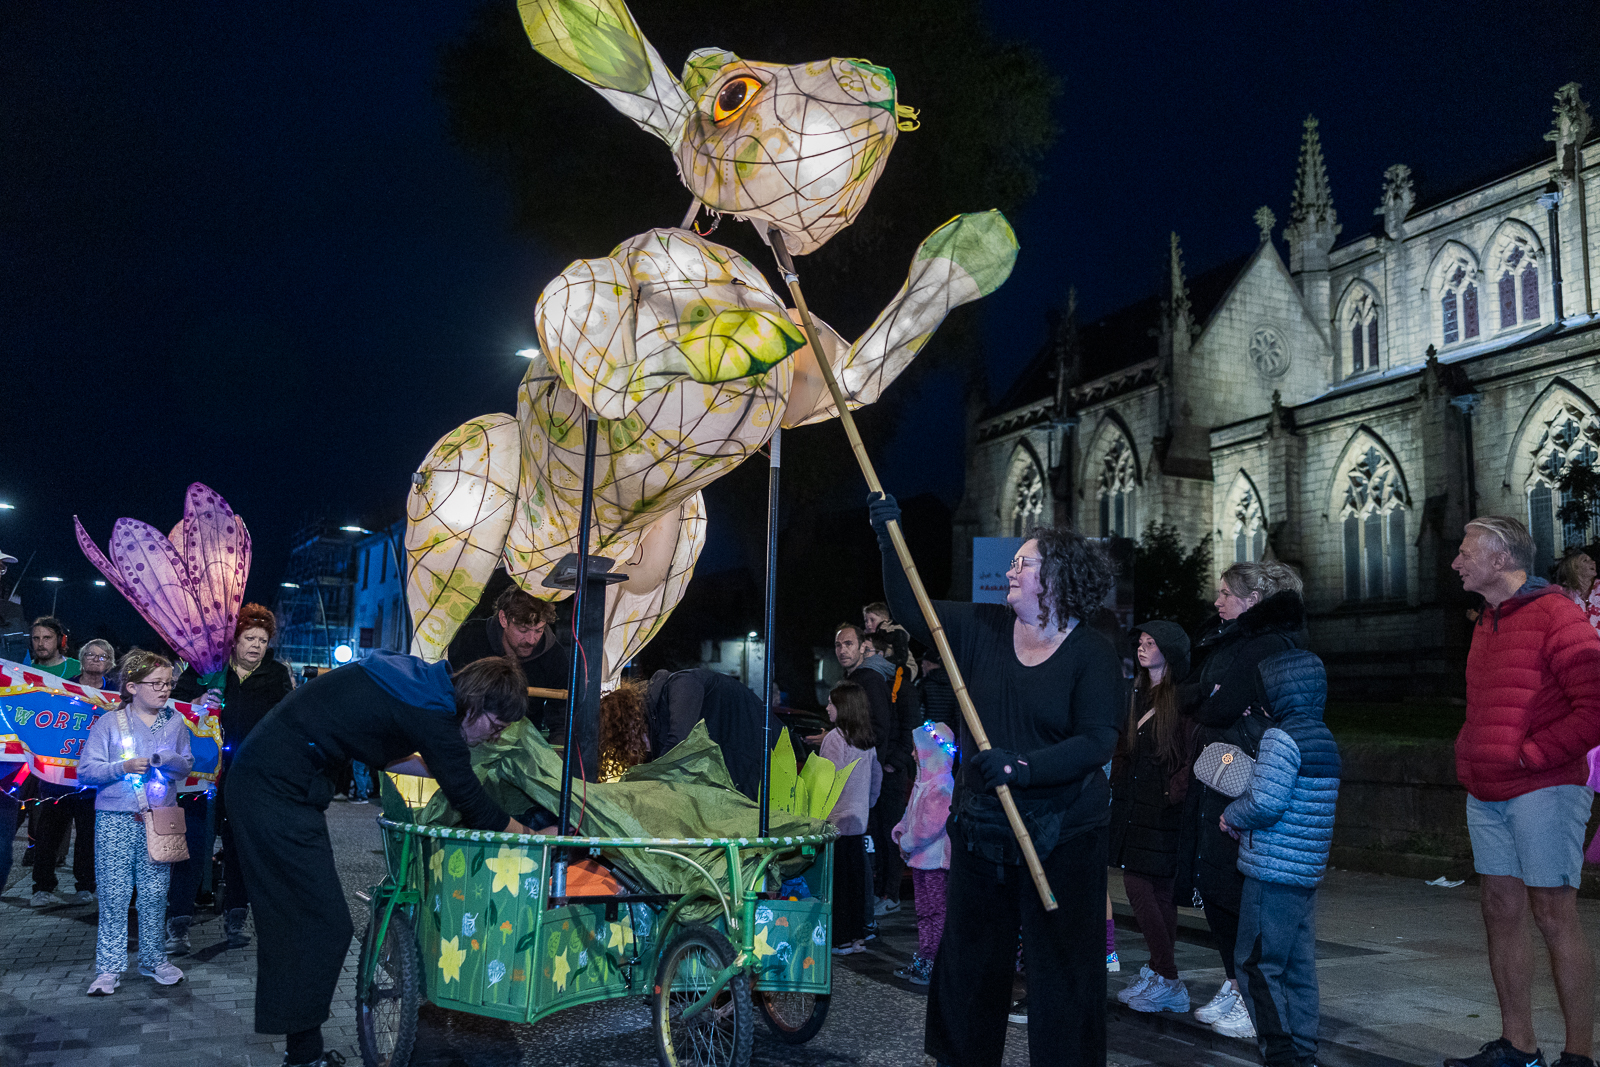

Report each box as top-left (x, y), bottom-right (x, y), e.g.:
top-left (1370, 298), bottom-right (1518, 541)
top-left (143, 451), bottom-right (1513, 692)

top-left (5, 509), bottom-right (1600, 1067)
top-left (804, 500), bottom-right (1600, 1067)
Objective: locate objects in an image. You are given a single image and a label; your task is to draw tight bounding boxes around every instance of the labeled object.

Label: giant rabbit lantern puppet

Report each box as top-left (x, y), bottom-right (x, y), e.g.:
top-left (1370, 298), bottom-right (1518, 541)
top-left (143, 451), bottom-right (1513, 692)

top-left (405, 0), bottom-right (1019, 676)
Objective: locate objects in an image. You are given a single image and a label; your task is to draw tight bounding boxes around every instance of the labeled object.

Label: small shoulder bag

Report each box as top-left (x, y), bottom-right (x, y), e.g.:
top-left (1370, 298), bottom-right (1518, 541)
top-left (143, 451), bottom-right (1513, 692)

top-left (1193, 742), bottom-right (1256, 798)
top-left (117, 708), bottom-right (189, 864)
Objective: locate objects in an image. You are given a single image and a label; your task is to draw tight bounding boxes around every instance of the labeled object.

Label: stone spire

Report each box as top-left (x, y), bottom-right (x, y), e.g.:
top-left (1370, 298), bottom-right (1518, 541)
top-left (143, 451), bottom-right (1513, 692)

top-left (1053, 285), bottom-right (1080, 411)
top-left (1375, 164), bottom-right (1414, 241)
top-left (1163, 232), bottom-right (1194, 357)
top-left (1285, 114), bottom-right (1341, 271)
top-left (1284, 115), bottom-right (1340, 331)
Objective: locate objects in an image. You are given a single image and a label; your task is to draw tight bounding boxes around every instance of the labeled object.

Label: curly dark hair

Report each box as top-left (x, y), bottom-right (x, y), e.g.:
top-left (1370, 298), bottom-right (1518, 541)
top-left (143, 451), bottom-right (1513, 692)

top-left (1022, 526), bottom-right (1117, 628)
top-left (600, 679), bottom-right (651, 773)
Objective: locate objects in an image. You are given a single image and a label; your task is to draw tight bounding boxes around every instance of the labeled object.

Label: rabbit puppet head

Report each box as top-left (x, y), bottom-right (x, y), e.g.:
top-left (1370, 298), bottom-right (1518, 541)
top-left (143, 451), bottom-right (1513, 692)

top-left (518, 0), bottom-right (912, 254)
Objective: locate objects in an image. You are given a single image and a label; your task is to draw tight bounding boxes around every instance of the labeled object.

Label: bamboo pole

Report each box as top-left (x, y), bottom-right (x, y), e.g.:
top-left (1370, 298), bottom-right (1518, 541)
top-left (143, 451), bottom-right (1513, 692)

top-left (767, 230), bottom-right (1057, 911)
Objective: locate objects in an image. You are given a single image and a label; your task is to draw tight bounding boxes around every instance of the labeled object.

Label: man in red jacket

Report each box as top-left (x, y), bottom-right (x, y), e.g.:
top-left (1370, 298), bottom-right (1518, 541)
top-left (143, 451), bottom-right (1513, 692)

top-left (1447, 516), bottom-right (1600, 1067)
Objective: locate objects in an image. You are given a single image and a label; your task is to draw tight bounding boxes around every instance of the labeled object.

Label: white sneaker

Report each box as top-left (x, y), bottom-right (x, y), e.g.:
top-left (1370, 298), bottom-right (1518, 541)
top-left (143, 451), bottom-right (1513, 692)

top-left (1116, 964), bottom-right (1156, 1003)
top-left (139, 960), bottom-right (184, 985)
top-left (1193, 978), bottom-right (1239, 1024)
top-left (29, 890), bottom-right (57, 908)
top-left (86, 972), bottom-right (120, 996)
top-left (1127, 975), bottom-right (1191, 1014)
top-left (1210, 997), bottom-right (1256, 1038)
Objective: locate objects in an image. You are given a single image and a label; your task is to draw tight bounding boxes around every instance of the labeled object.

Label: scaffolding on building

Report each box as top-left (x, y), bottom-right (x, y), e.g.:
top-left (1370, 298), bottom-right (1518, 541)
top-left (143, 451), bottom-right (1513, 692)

top-left (273, 521), bottom-right (364, 672)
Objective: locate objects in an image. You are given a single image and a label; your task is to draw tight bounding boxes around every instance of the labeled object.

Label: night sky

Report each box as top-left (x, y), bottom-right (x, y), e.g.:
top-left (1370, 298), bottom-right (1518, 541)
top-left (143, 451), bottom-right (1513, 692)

top-left (4, 1), bottom-right (1597, 649)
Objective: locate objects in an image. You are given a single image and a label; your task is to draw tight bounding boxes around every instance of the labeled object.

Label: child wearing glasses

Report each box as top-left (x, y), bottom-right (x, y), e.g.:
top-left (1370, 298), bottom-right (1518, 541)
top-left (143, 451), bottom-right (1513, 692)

top-left (75, 649), bottom-right (192, 995)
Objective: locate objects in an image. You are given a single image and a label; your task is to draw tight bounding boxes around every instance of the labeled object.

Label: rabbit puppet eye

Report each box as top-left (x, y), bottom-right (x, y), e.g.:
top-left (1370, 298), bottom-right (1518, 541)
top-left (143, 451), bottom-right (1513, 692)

top-left (711, 76), bottom-right (762, 124)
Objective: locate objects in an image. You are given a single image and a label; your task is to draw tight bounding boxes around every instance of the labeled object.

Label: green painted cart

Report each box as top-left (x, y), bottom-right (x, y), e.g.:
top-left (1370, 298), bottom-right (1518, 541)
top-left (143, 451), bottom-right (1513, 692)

top-left (355, 818), bottom-right (836, 1067)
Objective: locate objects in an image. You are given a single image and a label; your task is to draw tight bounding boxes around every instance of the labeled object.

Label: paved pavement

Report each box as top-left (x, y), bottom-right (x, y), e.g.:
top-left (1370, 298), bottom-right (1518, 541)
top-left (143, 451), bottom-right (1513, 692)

top-left (2, 801), bottom-right (1595, 1066)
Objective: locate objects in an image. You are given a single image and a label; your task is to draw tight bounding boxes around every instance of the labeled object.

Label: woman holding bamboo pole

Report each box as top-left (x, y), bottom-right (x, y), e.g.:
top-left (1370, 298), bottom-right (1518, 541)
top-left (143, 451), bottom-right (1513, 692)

top-left (869, 493), bottom-right (1123, 1067)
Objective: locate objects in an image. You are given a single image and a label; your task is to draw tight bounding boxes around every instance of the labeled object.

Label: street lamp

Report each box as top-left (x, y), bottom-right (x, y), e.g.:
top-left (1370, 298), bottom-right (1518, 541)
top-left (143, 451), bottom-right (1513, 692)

top-left (41, 576), bottom-right (63, 614)
top-left (340, 525), bottom-right (370, 534)
top-left (517, 347), bottom-right (541, 359)
top-left (0, 503), bottom-right (14, 510)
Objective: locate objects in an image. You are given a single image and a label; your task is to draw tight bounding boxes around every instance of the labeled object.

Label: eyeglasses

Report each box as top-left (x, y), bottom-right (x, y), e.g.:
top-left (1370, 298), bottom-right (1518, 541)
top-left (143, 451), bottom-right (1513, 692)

top-left (136, 679), bottom-right (173, 691)
top-left (82, 654), bottom-right (110, 663)
top-left (1008, 555), bottom-right (1043, 572)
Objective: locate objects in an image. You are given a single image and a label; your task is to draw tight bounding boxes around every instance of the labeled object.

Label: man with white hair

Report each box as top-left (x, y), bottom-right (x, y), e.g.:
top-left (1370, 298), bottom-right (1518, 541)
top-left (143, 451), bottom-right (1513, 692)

top-left (1447, 516), bottom-right (1600, 1067)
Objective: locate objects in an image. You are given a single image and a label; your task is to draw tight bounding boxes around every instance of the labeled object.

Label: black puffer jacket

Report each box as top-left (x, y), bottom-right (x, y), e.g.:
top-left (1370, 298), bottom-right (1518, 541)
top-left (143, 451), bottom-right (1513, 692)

top-left (1108, 685), bottom-right (1193, 879)
top-left (1174, 591), bottom-right (1306, 909)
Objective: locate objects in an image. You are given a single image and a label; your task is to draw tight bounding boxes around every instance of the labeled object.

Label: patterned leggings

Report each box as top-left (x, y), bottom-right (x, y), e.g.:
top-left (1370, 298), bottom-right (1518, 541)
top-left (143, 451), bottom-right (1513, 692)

top-left (912, 867), bottom-right (948, 961)
top-left (94, 812), bottom-right (171, 975)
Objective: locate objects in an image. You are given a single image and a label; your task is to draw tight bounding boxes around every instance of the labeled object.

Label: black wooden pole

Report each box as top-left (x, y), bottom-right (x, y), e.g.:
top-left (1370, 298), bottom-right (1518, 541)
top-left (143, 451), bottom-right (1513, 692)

top-left (759, 429), bottom-right (781, 836)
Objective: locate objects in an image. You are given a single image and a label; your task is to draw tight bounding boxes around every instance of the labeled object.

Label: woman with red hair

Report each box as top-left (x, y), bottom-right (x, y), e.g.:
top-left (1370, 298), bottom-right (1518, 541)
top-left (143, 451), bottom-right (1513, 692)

top-left (167, 603), bottom-right (294, 953)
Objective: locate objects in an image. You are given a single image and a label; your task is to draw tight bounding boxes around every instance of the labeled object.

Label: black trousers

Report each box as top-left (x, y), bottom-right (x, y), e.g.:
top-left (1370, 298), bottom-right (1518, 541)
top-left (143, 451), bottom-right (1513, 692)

top-left (1205, 899), bottom-right (1241, 980)
top-left (228, 747), bottom-right (351, 1035)
top-left (833, 833), bottom-right (868, 943)
top-left (927, 824), bottom-right (1108, 1067)
top-left (869, 768), bottom-right (909, 901)
top-left (31, 785), bottom-right (94, 893)
top-left (167, 790), bottom-right (248, 919)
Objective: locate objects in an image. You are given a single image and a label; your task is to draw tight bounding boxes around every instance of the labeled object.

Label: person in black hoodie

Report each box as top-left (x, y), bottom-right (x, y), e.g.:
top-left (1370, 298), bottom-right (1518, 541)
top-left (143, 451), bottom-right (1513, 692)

top-left (229, 652), bottom-right (533, 1067)
top-left (1175, 560), bottom-right (1306, 1040)
top-left (168, 604), bottom-right (295, 954)
top-left (1109, 620), bottom-right (1195, 1013)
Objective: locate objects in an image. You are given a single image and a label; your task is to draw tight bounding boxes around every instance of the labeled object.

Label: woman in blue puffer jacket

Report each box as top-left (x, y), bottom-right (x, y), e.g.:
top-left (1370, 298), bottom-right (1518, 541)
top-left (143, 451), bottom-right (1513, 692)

top-left (1219, 648), bottom-right (1341, 1067)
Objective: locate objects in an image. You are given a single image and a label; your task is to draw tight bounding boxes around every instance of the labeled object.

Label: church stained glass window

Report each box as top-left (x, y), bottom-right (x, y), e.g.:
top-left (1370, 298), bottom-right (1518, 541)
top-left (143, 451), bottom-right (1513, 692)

top-left (1345, 290), bottom-right (1380, 374)
top-left (1339, 442), bottom-right (1409, 601)
top-left (1463, 284), bottom-right (1479, 339)
top-left (1526, 400), bottom-right (1600, 575)
top-left (1488, 229), bottom-right (1542, 332)
top-left (1096, 436), bottom-right (1137, 538)
top-left (1010, 460), bottom-right (1044, 538)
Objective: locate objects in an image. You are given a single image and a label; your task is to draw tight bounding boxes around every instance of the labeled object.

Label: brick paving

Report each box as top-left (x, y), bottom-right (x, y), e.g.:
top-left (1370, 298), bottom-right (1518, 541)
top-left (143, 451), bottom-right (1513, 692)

top-left (0, 802), bottom-right (382, 1067)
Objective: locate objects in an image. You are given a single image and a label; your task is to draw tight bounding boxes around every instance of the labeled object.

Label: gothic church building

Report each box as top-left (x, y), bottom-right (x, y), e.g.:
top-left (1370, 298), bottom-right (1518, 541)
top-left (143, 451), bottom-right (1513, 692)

top-left (954, 84), bottom-right (1599, 699)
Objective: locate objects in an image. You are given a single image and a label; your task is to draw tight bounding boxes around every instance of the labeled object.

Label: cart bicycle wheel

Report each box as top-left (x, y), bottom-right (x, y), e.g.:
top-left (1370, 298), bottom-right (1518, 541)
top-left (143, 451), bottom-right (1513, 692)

top-left (653, 923), bottom-right (753, 1067)
top-left (357, 909), bottom-right (420, 1067)
top-left (758, 991), bottom-right (830, 1044)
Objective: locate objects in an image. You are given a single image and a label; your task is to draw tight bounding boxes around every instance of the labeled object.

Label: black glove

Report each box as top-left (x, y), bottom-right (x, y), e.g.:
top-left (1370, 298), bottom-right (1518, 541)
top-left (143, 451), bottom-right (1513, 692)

top-left (969, 747), bottom-right (1031, 791)
top-left (868, 492), bottom-right (901, 550)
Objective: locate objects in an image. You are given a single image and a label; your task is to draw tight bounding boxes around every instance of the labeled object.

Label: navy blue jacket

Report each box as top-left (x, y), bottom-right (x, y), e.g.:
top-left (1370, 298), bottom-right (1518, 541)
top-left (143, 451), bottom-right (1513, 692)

top-left (1223, 649), bottom-right (1341, 888)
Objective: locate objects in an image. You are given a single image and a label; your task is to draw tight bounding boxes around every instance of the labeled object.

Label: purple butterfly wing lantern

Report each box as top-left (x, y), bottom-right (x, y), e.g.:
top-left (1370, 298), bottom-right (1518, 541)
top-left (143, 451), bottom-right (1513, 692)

top-left (74, 482), bottom-right (252, 683)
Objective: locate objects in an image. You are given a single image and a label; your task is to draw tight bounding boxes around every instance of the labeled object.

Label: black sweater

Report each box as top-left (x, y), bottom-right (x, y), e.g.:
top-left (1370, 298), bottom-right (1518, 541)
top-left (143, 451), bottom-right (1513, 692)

top-left (234, 663), bottom-right (509, 831)
top-left (173, 652), bottom-right (294, 763)
top-left (881, 548), bottom-right (1122, 836)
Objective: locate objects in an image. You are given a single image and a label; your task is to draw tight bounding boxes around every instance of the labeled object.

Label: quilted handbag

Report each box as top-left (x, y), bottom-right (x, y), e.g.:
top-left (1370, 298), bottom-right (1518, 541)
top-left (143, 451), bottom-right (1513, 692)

top-left (1193, 742), bottom-right (1256, 798)
top-left (117, 709), bottom-right (190, 864)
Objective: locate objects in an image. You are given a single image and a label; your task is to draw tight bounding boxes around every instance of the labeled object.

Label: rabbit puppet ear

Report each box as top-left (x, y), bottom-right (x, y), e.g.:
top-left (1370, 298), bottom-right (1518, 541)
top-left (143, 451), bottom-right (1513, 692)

top-left (517, 0), bottom-right (692, 150)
